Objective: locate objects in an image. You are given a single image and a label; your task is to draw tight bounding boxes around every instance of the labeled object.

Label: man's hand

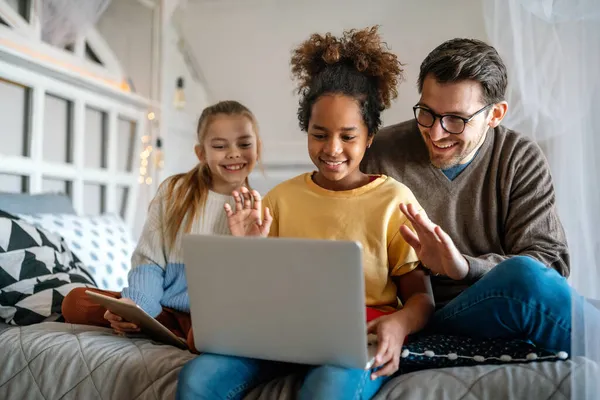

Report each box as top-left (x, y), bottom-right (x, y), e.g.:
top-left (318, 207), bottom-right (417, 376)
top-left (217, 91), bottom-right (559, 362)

top-left (224, 187), bottom-right (272, 237)
top-left (399, 203), bottom-right (469, 280)
top-left (367, 312), bottom-right (408, 379)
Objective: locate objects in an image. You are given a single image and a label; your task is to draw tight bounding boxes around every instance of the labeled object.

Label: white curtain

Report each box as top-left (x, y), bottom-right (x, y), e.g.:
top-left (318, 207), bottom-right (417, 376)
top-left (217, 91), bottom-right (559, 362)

top-left (483, 0), bottom-right (600, 397)
top-left (41, 0), bottom-right (112, 47)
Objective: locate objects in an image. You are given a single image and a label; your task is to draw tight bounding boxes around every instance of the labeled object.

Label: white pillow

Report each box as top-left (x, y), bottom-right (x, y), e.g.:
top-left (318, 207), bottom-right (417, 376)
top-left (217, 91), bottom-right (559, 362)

top-left (16, 213), bottom-right (135, 291)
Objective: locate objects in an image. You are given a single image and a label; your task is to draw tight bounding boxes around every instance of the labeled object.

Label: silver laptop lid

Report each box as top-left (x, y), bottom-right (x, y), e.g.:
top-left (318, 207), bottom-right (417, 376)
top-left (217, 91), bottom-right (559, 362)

top-left (182, 234), bottom-right (370, 369)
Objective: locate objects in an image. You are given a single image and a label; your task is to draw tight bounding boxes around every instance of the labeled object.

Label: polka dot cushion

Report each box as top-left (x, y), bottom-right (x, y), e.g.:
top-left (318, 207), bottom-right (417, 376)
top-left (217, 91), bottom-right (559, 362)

top-left (398, 334), bottom-right (569, 374)
top-left (16, 213), bottom-right (135, 291)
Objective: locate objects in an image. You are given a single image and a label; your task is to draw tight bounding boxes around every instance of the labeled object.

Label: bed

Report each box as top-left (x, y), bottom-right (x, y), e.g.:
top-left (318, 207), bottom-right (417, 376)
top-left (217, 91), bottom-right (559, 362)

top-left (1, 320), bottom-right (597, 400)
top-left (1, 193), bottom-right (599, 400)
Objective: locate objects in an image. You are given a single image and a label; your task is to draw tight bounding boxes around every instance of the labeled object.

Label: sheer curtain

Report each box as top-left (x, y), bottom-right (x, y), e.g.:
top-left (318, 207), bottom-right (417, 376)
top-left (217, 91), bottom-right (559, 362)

top-left (41, 0), bottom-right (112, 47)
top-left (483, 0), bottom-right (600, 397)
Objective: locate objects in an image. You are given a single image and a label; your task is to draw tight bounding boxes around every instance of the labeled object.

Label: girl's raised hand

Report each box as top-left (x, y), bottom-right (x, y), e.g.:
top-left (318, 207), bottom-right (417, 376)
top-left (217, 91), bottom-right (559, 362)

top-left (224, 187), bottom-right (272, 237)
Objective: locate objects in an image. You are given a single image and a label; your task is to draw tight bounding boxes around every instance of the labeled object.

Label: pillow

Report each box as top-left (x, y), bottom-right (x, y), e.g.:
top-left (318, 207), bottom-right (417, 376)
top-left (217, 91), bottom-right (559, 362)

top-left (0, 210), bottom-right (96, 325)
top-left (398, 334), bottom-right (569, 374)
top-left (0, 192), bottom-right (76, 215)
top-left (17, 213), bottom-right (136, 291)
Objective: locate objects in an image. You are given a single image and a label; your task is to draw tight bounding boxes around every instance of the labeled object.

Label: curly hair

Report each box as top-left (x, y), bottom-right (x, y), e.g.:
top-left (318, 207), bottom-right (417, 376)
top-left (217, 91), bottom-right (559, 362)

top-left (291, 25), bottom-right (404, 135)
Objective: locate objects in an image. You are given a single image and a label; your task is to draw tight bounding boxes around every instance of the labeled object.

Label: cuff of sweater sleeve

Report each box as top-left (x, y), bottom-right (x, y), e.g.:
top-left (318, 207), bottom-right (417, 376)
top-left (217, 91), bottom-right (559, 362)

top-left (121, 288), bottom-right (163, 317)
top-left (463, 255), bottom-right (494, 280)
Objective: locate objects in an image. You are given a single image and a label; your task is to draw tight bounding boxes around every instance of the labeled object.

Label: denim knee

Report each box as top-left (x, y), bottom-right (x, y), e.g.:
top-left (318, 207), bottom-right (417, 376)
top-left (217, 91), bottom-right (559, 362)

top-left (490, 256), bottom-right (570, 305)
top-left (176, 354), bottom-right (236, 400)
top-left (300, 365), bottom-right (377, 400)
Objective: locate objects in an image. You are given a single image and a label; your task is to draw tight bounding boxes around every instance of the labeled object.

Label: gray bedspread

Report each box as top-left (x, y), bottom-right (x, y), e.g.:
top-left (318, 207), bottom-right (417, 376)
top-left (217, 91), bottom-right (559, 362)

top-left (1, 322), bottom-right (598, 400)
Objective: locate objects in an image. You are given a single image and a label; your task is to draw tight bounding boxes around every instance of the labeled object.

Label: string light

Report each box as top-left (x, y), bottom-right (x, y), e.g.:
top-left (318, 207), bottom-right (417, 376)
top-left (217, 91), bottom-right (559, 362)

top-left (139, 109), bottom-right (161, 186)
top-left (139, 144), bottom-right (152, 185)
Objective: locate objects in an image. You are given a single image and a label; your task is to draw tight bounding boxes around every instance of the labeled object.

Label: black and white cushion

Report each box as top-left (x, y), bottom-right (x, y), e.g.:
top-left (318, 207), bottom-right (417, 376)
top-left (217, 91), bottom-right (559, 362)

top-left (399, 334), bottom-right (569, 373)
top-left (0, 210), bottom-right (96, 325)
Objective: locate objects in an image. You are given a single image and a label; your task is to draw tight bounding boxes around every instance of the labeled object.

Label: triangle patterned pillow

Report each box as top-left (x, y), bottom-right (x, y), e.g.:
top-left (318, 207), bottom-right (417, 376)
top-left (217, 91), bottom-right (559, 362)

top-left (0, 210), bottom-right (96, 325)
top-left (16, 213), bottom-right (135, 291)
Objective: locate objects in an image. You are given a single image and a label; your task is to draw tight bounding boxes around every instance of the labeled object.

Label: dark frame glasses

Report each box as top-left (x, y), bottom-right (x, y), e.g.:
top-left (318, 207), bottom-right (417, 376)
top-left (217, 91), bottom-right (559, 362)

top-left (412, 104), bottom-right (493, 134)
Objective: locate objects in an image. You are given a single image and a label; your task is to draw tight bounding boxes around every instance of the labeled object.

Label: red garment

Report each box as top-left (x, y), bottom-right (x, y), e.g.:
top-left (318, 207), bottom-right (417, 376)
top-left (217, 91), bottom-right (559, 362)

top-left (366, 307), bottom-right (393, 322)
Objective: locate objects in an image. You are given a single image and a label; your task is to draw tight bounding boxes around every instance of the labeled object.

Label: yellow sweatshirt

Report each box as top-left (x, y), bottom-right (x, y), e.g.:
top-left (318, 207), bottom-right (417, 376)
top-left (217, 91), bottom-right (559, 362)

top-left (263, 173), bottom-right (422, 310)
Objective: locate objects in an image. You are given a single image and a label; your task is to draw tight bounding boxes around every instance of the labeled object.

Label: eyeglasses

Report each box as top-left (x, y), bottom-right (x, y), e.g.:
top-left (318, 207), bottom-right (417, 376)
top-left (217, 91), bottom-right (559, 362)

top-left (412, 104), bottom-right (493, 134)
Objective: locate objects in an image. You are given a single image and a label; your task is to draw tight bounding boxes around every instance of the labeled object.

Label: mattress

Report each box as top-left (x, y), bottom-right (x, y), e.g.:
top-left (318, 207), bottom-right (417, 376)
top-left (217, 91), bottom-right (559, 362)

top-left (1, 322), bottom-right (597, 400)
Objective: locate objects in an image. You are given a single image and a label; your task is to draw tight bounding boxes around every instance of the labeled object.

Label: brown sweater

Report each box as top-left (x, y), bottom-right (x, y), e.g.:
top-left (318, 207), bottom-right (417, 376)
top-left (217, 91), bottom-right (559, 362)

top-left (361, 120), bottom-right (570, 305)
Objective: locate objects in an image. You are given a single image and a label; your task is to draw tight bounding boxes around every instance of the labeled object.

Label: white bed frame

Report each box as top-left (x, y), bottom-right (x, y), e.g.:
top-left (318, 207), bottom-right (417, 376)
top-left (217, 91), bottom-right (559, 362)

top-left (0, 0), bottom-right (152, 229)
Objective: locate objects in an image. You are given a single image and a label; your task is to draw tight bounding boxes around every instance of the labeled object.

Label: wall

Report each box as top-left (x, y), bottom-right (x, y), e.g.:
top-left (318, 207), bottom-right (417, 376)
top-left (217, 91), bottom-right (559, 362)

top-left (175, 0), bottom-right (488, 192)
top-left (95, 0), bottom-right (154, 99)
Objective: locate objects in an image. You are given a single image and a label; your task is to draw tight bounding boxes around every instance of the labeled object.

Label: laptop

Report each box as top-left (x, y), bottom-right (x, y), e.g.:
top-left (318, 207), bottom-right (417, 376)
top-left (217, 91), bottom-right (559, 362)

top-left (182, 234), bottom-right (378, 370)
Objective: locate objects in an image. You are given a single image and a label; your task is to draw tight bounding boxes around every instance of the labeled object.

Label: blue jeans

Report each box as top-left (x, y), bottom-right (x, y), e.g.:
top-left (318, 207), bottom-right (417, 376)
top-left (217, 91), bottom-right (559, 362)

top-left (176, 354), bottom-right (392, 400)
top-left (427, 255), bottom-right (600, 354)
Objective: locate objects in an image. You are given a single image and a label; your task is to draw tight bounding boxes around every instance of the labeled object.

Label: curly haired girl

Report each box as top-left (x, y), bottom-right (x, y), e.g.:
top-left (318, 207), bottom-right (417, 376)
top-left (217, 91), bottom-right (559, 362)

top-left (176, 26), bottom-right (435, 400)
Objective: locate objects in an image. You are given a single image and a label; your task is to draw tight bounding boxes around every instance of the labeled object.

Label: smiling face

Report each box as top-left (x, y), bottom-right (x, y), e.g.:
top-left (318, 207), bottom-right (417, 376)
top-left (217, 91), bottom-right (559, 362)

top-left (417, 75), bottom-right (493, 169)
top-left (196, 114), bottom-right (258, 194)
top-left (307, 94), bottom-right (373, 191)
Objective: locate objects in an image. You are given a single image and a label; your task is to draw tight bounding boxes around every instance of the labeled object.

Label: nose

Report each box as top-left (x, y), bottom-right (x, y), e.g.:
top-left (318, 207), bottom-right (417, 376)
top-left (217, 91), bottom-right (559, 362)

top-left (226, 147), bottom-right (241, 159)
top-left (428, 118), bottom-right (449, 141)
top-left (323, 137), bottom-right (342, 156)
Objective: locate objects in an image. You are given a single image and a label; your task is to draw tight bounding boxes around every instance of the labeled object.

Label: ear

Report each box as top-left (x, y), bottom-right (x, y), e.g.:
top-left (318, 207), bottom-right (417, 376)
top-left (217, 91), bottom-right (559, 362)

top-left (488, 101), bottom-right (508, 128)
top-left (194, 144), bottom-right (205, 163)
top-left (366, 136), bottom-right (374, 149)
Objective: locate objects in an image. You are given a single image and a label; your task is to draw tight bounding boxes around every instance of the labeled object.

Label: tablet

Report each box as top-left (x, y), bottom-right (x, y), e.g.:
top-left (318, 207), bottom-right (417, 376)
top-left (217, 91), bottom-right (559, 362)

top-left (85, 290), bottom-right (188, 350)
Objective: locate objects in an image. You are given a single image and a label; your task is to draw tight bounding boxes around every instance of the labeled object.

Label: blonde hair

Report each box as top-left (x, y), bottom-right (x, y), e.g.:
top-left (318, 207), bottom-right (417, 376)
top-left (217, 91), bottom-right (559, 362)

top-left (162, 100), bottom-right (261, 246)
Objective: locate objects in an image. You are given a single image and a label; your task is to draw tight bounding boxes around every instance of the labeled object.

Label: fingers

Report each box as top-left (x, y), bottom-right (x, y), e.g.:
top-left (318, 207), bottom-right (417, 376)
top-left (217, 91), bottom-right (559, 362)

top-left (260, 207), bottom-right (273, 236)
top-left (233, 191), bottom-right (243, 212)
top-left (371, 353), bottom-right (400, 379)
top-left (400, 203), bottom-right (440, 242)
top-left (414, 211), bottom-right (441, 242)
top-left (105, 310), bottom-right (139, 332)
top-left (399, 203), bottom-right (416, 225)
top-left (111, 321), bottom-right (140, 332)
top-left (435, 225), bottom-right (455, 251)
top-left (374, 335), bottom-right (389, 367)
top-left (367, 318), bottom-right (379, 333)
top-left (399, 225), bottom-right (421, 251)
top-left (224, 203), bottom-right (233, 217)
top-left (104, 310), bottom-right (121, 323)
top-left (251, 190), bottom-right (262, 211)
top-left (239, 187), bottom-right (252, 209)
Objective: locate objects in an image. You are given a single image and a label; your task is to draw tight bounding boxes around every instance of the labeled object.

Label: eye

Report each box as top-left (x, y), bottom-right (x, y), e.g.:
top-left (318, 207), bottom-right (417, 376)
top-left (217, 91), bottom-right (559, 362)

top-left (342, 135), bottom-right (356, 141)
top-left (239, 142), bottom-right (253, 148)
top-left (311, 133), bottom-right (326, 140)
top-left (211, 145), bottom-right (225, 149)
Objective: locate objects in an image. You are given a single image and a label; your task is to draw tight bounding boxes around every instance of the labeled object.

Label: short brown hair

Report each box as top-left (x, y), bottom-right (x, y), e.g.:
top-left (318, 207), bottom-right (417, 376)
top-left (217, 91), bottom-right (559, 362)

top-left (418, 38), bottom-right (507, 105)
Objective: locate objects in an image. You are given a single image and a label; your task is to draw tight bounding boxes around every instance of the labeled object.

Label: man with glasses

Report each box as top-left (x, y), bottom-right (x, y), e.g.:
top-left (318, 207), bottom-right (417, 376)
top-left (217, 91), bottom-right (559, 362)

top-left (361, 38), bottom-right (593, 355)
